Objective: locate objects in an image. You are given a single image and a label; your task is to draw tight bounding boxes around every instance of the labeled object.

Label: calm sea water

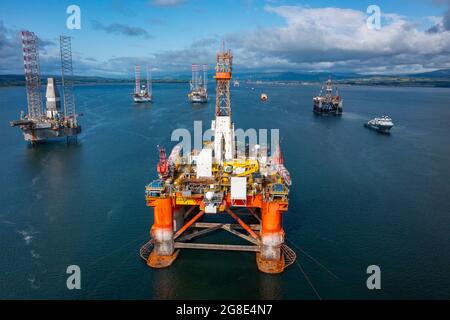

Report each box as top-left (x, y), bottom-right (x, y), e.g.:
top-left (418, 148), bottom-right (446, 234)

top-left (0, 82), bottom-right (449, 299)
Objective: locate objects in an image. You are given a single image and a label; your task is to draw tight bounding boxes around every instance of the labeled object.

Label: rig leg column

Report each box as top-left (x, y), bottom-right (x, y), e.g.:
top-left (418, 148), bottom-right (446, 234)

top-left (257, 202), bottom-right (285, 274)
top-left (147, 198), bottom-right (179, 268)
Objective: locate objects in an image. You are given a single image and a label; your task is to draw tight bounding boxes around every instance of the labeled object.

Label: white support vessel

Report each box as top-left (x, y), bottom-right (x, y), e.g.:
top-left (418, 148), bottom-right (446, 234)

top-left (365, 116), bottom-right (394, 133)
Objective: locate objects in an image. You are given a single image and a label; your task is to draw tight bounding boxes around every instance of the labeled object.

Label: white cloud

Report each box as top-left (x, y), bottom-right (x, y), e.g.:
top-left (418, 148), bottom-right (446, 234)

top-left (2, 4), bottom-right (450, 76)
top-left (57, 4), bottom-right (450, 76)
top-left (220, 5), bottom-right (450, 73)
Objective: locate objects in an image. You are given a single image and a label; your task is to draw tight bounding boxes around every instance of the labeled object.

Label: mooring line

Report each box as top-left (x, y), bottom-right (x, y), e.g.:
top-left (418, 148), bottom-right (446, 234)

top-left (87, 243), bottom-right (139, 298)
top-left (88, 233), bottom-right (148, 267)
top-left (294, 259), bottom-right (322, 300)
top-left (286, 237), bottom-right (340, 281)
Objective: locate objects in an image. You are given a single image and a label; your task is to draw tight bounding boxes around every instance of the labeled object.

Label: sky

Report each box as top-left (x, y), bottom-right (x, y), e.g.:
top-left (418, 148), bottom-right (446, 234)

top-left (1, 0), bottom-right (450, 77)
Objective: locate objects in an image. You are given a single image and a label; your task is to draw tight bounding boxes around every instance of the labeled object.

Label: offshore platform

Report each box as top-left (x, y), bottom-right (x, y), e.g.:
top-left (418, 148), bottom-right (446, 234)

top-left (313, 77), bottom-right (343, 115)
top-left (133, 65), bottom-right (152, 103)
top-left (141, 46), bottom-right (296, 274)
top-left (188, 64), bottom-right (208, 103)
top-left (10, 31), bottom-right (81, 143)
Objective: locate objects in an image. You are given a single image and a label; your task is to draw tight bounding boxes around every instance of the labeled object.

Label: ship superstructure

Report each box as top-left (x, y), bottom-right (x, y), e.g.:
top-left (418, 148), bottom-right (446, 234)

top-left (133, 65), bottom-right (152, 103)
top-left (10, 32), bottom-right (81, 143)
top-left (313, 77), bottom-right (343, 115)
top-left (188, 64), bottom-right (208, 103)
top-left (141, 46), bottom-right (295, 274)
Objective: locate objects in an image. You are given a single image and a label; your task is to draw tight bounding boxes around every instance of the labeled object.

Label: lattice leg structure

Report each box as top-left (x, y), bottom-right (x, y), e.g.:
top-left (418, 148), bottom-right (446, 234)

top-left (21, 31), bottom-right (43, 119)
top-left (60, 36), bottom-right (77, 126)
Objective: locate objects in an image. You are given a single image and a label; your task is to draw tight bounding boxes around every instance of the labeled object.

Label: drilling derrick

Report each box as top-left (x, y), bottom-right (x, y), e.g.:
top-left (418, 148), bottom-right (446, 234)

top-left (60, 36), bottom-right (77, 126)
top-left (142, 45), bottom-right (294, 274)
top-left (212, 47), bottom-right (234, 162)
top-left (21, 31), bottom-right (43, 119)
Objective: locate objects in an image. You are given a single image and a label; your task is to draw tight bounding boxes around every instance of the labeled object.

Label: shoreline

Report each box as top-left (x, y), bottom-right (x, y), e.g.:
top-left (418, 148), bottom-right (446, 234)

top-left (1, 78), bottom-right (450, 89)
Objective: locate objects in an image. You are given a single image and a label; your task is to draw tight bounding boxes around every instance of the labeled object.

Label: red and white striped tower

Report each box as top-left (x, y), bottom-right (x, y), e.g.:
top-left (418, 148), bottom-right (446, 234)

top-left (202, 64), bottom-right (207, 92)
top-left (135, 65), bottom-right (140, 94)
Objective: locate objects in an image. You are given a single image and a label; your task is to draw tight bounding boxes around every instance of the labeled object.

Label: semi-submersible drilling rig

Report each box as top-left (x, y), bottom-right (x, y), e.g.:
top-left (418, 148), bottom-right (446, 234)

top-left (10, 31), bottom-right (81, 143)
top-left (141, 46), bottom-right (295, 273)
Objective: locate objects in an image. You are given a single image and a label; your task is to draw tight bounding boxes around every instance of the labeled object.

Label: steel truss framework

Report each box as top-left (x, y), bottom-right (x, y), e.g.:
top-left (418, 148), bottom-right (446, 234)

top-left (21, 31), bottom-right (43, 119)
top-left (60, 36), bottom-right (76, 124)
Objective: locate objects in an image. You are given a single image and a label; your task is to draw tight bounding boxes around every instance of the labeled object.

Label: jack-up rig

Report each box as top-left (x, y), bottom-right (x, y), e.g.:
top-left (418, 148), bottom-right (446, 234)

top-left (10, 32), bottom-right (81, 143)
top-left (141, 46), bottom-right (296, 273)
top-left (313, 77), bottom-right (343, 115)
top-left (188, 64), bottom-right (208, 103)
top-left (133, 65), bottom-right (152, 103)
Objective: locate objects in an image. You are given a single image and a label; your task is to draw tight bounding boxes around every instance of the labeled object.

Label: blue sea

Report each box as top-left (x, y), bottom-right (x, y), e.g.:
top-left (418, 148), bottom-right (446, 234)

top-left (0, 82), bottom-right (449, 299)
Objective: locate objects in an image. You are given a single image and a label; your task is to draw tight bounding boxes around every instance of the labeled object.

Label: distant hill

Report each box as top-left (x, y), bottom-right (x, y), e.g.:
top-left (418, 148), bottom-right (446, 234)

top-left (236, 70), bottom-right (450, 87)
top-left (407, 69), bottom-right (450, 78)
top-left (0, 74), bottom-right (188, 87)
top-left (1, 69), bottom-right (450, 88)
top-left (234, 71), bottom-right (361, 82)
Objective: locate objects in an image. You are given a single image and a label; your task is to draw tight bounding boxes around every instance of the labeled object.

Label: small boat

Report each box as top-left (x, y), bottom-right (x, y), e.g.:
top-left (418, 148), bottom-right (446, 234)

top-left (260, 93), bottom-right (268, 101)
top-left (365, 116), bottom-right (394, 133)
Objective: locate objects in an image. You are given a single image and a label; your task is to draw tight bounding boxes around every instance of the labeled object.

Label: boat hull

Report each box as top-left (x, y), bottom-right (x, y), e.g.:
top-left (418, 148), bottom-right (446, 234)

top-left (364, 123), bottom-right (392, 134)
top-left (21, 125), bottom-right (81, 142)
top-left (134, 97), bottom-right (152, 103)
top-left (313, 101), bottom-right (343, 115)
top-left (188, 95), bottom-right (208, 103)
top-left (313, 106), bottom-right (343, 115)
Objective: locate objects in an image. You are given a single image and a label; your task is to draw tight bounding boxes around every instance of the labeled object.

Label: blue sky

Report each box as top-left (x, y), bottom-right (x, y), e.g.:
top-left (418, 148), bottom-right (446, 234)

top-left (1, 0), bottom-right (449, 76)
